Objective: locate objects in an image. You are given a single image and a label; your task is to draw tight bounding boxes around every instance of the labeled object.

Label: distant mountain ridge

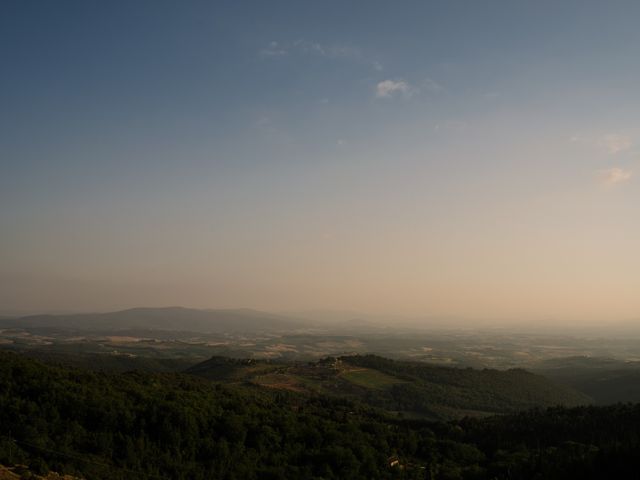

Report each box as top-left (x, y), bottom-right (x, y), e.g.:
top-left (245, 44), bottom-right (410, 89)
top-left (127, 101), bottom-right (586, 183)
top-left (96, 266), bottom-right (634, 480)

top-left (0, 306), bottom-right (301, 333)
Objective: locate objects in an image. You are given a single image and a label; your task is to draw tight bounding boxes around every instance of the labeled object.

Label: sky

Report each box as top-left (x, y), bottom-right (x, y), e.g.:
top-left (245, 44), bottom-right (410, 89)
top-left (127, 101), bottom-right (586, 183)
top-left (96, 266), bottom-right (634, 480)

top-left (1, 1), bottom-right (639, 321)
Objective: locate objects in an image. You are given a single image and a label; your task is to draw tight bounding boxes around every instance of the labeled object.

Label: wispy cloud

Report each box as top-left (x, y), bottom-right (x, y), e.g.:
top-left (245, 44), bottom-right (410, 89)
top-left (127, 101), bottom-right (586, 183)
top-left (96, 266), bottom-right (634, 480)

top-left (598, 167), bottom-right (632, 186)
top-left (374, 77), bottom-right (441, 99)
top-left (292, 40), bottom-right (361, 60)
top-left (260, 41), bottom-right (287, 57)
top-left (598, 134), bottom-right (633, 154)
top-left (260, 40), bottom-right (383, 71)
top-left (375, 79), bottom-right (414, 98)
top-left (570, 132), bottom-right (634, 156)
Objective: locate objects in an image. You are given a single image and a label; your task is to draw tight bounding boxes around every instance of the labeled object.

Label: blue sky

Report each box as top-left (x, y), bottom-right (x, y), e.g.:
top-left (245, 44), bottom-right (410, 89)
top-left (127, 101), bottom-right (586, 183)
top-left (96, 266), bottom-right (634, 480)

top-left (1, 1), bottom-right (639, 319)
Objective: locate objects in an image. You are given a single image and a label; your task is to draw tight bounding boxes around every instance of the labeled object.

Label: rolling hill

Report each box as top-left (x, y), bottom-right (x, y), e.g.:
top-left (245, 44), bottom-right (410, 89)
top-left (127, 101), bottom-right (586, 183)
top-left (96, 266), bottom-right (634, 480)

top-left (2, 350), bottom-right (635, 479)
top-left (186, 354), bottom-right (592, 419)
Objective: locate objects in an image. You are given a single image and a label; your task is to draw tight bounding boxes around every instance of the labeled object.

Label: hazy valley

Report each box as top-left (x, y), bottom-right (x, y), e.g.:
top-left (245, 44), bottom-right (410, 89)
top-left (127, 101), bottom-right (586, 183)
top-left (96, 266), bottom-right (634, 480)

top-left (4, 1), bottom-right (640, 478)
top-left (3, 308), bottom-right (640, 478)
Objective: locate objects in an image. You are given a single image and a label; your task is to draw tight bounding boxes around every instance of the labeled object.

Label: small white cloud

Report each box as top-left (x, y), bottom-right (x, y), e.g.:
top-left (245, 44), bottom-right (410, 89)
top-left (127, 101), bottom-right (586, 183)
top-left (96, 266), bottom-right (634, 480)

top-left (336, 139), bottom-right (347, 146)
top-left (372, 61), bottom-right (383, 71)
top-left (598, 167), bottom-right (632, 186)
top-left (375, 79), bottom-right (414, 98)
top-left (598, 134), bottom-right (632, 154)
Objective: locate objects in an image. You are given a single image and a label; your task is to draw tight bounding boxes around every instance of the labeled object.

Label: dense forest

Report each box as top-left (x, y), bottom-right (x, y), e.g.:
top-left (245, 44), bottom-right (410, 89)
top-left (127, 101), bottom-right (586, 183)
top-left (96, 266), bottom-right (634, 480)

top-left (184, 354), bottom-right (591, 420)
top-left (334, 355), bottom-right (590, 418)
top-left (2, 351), bottom-right (640, 479)
top-left (532, 356), bottom-right (640, 404)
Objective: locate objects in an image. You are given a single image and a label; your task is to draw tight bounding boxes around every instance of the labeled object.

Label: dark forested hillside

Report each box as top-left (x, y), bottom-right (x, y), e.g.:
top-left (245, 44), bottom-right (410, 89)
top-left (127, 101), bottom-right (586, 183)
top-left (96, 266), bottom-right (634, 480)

top-left (2, 350), bottom-right (640, 479)
top-left (533, 356), bottom-right (640, 404)
top-left (19, 350), bottom-right (198, 373)
top-left (338, 355), bottom-right (591, 417)
top-left (185, 354), bottom-right (591, 419)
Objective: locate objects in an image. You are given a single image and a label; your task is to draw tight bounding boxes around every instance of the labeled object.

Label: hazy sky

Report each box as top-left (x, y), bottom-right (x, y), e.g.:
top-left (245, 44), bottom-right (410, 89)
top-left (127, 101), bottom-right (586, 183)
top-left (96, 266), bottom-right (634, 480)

top-left (2, 1), bottom-right (639, 320)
